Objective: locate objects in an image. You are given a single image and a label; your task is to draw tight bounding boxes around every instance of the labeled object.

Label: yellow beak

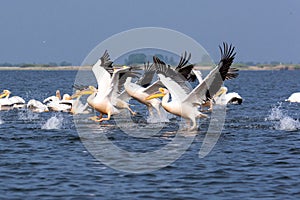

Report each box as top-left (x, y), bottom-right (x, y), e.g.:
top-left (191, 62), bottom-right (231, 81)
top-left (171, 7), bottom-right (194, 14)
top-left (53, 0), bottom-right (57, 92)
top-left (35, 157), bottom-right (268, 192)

top-left (0, 92), bottom-right (7, 98)
top-left (71, 88), bottom-right (94, 99)
top-left (145, 92), bottom-right (165, 100)
top-left (214, 87), bottom-right (226, 98)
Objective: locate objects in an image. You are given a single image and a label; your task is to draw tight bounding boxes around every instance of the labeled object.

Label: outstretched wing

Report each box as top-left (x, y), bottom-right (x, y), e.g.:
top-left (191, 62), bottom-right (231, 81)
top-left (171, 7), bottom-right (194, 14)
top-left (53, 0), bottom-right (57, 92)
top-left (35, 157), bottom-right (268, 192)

top-left (153, 56), bottom-right (192, 102)
top-left (175, 51), bottom-right (196, 82)
top-left (100, 50), bottom-right (114, 73)
top-left (107, 67), bottom-right (132, 104)
top-left (92, 50), bottom-right (114, 94)
top-left (183, 42), bottom-right (237, 104)
top-left (136, 61), bottom-right (156, 88)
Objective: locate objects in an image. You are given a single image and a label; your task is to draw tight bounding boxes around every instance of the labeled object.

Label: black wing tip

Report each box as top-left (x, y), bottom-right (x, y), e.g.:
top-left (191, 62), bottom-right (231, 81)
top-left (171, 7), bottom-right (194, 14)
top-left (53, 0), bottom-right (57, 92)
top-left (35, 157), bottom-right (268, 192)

top-left (219, 42), bottom-right (236, 61)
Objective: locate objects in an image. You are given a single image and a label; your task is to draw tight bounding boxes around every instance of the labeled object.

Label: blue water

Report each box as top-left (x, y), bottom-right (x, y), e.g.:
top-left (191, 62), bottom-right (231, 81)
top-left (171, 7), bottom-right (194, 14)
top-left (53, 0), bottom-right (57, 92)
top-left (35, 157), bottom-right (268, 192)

top-left (0, 70), bottom-right (300, 199)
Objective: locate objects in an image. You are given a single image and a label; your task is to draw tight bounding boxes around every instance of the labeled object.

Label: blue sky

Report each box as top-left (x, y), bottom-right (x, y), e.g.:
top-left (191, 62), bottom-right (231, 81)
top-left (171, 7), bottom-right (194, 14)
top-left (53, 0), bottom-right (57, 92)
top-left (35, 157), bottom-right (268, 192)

top-left (0, 0), bottom-right (299, 64)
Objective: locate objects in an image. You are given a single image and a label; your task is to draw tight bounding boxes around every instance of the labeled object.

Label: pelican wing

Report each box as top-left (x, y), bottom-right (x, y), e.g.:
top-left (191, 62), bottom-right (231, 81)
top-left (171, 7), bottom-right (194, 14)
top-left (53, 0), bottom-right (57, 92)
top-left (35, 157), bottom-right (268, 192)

top-left (175, 51), bottom-right (196, 82)
top-left (142, 80), bottom-right (165, 95)
top-left (107, 67), bottom-right (131, 104)
top-left (136, 61), bottom-right (156, 88)
top-left (183, 42), bottom-right (237, 104)
top-left (153, 56), bottom-right (192, 102)
top-left (92, 51), bottom-right (113, 95)
top-left (100, 50), bottom-right (114, 73)
top-left (192, 69), bottom-right (203, 84)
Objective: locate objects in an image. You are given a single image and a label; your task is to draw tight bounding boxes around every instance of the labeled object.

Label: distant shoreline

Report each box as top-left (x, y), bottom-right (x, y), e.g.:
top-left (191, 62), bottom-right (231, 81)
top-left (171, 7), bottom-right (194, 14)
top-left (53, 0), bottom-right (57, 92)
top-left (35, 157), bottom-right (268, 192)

top-left (0, 64), bottom-right (299, 71)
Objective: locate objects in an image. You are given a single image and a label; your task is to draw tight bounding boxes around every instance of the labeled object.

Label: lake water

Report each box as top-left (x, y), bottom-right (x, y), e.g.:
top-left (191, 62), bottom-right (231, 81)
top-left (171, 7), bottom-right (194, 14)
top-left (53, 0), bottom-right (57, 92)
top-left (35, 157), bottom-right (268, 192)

top-left (0, 70), bottom-right (300, 199)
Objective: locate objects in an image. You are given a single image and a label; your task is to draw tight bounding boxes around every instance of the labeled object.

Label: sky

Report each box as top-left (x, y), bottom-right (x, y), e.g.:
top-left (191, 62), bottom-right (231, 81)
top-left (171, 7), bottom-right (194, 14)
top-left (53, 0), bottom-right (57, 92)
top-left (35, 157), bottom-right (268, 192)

top-left (0, 0), bottom-right (299, 65)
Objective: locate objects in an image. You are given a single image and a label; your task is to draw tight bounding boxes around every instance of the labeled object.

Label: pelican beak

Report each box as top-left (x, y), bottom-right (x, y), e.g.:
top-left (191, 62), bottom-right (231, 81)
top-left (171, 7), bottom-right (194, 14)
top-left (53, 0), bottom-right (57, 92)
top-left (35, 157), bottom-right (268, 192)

top-left (0, 91), bottom-right (7, 98)
top-left (215, 87), bottom-right (226, 97)
top-left (145, 89), bottom-right (165, 100)
top-left (71, 87), bottom-right (95, 98)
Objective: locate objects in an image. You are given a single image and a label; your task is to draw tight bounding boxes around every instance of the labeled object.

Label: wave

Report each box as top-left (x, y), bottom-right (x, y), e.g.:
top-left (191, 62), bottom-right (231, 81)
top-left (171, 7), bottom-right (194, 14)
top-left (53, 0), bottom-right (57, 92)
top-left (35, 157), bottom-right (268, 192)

top-left (266, 104), bottom-right (300, 131)
top-left (0, 117), bottom-right (3, 125)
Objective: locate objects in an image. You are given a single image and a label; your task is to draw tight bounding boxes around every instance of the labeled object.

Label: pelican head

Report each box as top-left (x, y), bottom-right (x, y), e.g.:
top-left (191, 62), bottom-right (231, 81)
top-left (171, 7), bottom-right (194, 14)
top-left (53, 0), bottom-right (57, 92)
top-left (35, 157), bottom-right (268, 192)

top-left (215, 86), bottom-right (228, 98)
top-left (63, 94), bottom-right (72, 100)
top-left (56, 90), bottom-right (61, 100)
top-left (0, 90), bottom-right (11, 98)
top-left (71, 86), bottom-right (97, 99)
top-left (145, 88), bottom-right (168, 100)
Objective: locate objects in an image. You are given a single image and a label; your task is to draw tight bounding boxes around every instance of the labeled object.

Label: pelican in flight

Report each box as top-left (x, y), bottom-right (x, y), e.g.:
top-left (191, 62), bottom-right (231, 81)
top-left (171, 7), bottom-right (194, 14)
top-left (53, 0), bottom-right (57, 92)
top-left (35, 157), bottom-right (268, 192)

top-left (146, 42), bottom-right (238, 130)
top-left (124, 62), bottom-right (166, 118)
top-left (0, 90), bottom-right (25, 111)
top-left (286, 92), bottom-right (300, 103)
top-left (73, 66), bottom-right (134, 122)
top-left (125, 51), bottom-right (201, 119)
top-left (73, 50), bottom-right (137, 122)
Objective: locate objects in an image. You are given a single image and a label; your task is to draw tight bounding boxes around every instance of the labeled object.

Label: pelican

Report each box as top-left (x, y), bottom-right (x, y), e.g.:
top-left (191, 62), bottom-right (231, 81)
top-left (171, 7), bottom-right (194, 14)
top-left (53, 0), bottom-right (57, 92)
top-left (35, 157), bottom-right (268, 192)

top-left (214, 86), bottom-right (243, 105)
top-left (124, 62), bottom-right (166, 118)
top-left (146, 42), bottom-right (238, 130)
top-left (91, 50), bottom-right (137, 115)
top-left (285, 92), bottom-right (300, 103)
top-left (124, 51), bottom-right (199, 119)
top-left (43, 90), bottom-right (62, 104)
top-left (0, 90), bottom-right (25, 111)
top-left (73, 65), bottom-right (134, 122)
top-left (27, 99), bottom-right (49, 113)
top-left (69, 90), bottom-right (91, 114)
top-left (43, 90), bottom-right (74, 112)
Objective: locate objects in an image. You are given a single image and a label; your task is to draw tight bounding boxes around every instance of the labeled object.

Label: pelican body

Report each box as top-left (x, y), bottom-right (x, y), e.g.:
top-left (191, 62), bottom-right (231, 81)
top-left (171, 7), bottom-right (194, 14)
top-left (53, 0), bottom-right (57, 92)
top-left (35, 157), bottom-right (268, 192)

top-left (27, 99), bottom-right (49, 113)
top-left (147, 43), bottom-right (238, 130)
top-left (286, 92), bottom-right (300, 103)
top-left (0, 90), bottom-right (25, 111)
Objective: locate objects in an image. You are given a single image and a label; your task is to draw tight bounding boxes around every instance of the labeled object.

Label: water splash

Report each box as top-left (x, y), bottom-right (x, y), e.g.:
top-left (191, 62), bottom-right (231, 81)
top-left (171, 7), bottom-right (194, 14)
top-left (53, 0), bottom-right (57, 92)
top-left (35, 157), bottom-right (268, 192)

top-left (41, 114), bottom-right (63, 130)
top-left (275, 116), bottom-right (300, 131)
top-left (18, 109), bottom-right (39, 121)
top-left (266, 104), bottom-right (300, 131)
top-left (0, 117), bottom-right (3, 125)
top-left (147, 107), bottom-right (169, 123)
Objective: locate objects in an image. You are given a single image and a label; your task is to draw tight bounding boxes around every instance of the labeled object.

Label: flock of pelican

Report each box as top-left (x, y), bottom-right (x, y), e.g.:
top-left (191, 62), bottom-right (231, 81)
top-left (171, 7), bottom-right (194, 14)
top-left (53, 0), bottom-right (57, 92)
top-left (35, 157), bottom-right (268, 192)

top-left (1, 42), bottom-right (299, 130)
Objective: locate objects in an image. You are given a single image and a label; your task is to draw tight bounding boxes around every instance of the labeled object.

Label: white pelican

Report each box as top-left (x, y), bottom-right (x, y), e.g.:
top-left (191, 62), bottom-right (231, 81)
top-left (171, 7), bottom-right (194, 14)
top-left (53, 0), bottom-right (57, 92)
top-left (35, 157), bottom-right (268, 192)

top-left (0, 90), bottom-right (25, 111)
top-left (91, 50), bottom-right (137, 115)
top-left (124, 61), bottom-right (166, 117)
top-left (27, 99), bottom-right (49, 113)
top-left (43, 90), bottom-right (61, 104)
top-left (69, 90), bottom-right (91, 115)
top-left (285, 92), bottom-right (300, 103)
top-left (146, 42), bottom-right (238, 130)
top-left (124, 52), bottom-right (199, 119)
top-left (214, 86), bottom-right (243, 105)
top-left (73, 64), bottom-right (135, 122)
top-left (43, 90), bottom-right (75, 112)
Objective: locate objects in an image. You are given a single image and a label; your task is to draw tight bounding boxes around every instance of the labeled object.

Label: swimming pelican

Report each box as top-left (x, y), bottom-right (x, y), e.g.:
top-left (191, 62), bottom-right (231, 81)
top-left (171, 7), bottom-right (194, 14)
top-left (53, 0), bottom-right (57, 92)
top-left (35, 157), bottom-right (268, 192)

top-left (73, 65), bottom-right (135, 122)
top-left (146, 42), bottom-right (238, 130)
top-left (27, 99), bottom-right (49, 112)
top-left (43, 90), bottom-right (74, 112)
top-left (285, 92), bottom-right (300, 103)
top-left (43, 90), bottom-right (61, 104)
top-left (214, 86), bottom-right (243, 105)
top-left (0, 90), bottom-right (25, 111)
